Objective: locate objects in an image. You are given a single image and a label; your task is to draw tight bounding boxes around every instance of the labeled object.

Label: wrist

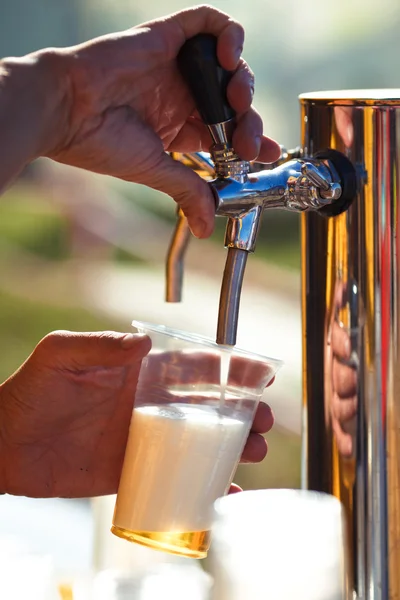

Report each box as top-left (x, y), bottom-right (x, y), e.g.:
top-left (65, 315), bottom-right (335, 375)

top-left (0, 49), bottom-right (70, 182)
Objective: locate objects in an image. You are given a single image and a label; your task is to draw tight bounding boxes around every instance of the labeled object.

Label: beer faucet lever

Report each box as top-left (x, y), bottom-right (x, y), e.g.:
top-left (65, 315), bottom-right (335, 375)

top-left (177, 33), bottom-right (250, 181)
top-left (168, 34), bottom-right (357, 346)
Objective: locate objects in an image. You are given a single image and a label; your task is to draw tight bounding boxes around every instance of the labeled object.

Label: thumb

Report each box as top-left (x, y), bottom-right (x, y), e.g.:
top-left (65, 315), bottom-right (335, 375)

top-left (33, 330), bottom-right (152, 369)
top-left (146, 152), bottom-right (216, 239)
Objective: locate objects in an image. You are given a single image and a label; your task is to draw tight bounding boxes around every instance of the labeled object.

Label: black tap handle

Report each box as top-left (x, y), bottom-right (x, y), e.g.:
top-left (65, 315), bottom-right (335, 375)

top-left (177, 34), bottom-right (236, 125)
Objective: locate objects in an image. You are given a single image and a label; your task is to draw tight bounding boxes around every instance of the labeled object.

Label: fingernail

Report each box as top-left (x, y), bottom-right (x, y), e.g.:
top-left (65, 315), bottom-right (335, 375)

top-left (234, 45), bottom-right (243, 65)
top-left (254, 135), bottom-right (262, 157)
top-left (344, 336), bottom-right (351, 358)
top-left (189, 218), bottom-right (207, 239)
top-left (250, 81), bottom-right (255, 100)
top-left (121, 333), bottom-right (147, 349)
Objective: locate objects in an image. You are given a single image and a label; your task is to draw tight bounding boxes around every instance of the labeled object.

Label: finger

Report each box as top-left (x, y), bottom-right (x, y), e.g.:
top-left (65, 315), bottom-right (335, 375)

top-left (34, 330), bottom-right (151, 369)
top-left (113, 111), bottom-right (215, 240)
top-left (332, 417), bottom-right (353, 457)
top-left (149, 151), bottom-right (215, 239)
top-left (233, 108), bottom-right (281, 162)
top-left (250, 402), bottom-right (274, 434)
top-left (332, 358), bottom-right (357, 397)
top-left (256, 137), bottom-right (283, 164)
top-left (331, 392), bottom-right (357, 423)
top-left (228, 483), bottom-right (243, 494)
top-left (229, 357), bottom-right (276, 388)
top-left (227, 59), bottom-right (254, 115)
top-left (170, 6), bottom-right (245, 70)
top-left (331, 320), bottom-right (351, 360)
top-left (233, 109), bottom-right (261, 161)
top-left (240, 433), bottom-right (268, 463)
top-left (141, 351), bottom-right (220, 386)
top-left (227, 61), bottom-right (280, 162)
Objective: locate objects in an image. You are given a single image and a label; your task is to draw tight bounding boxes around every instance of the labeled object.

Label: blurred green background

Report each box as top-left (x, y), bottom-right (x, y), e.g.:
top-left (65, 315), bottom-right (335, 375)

top-left (1, 0), bottom-right (400, 487)
top-left (0, 0), bottom-right (399, 585)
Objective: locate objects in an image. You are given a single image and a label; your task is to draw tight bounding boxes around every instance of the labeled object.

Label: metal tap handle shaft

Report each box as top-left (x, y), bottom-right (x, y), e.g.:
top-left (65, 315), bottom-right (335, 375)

top-left (301, 162), bottom-right (330, 191)
top-left (177, 34), bottom-right (235, 125)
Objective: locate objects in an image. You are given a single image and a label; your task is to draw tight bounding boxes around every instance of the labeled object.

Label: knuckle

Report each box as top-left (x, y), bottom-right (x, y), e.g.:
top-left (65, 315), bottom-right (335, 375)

top-left (197, 4), bottom-right (216, 11)
top-left (174, 179), bottom-right (207, 209)
top-left (236, 60), bottom-right (255, 83)
top-left (333, 361), bottom-right (357, 396)
top-left (195, 4), bottom-right (223, 20)
top-left (231, 20), bottom-right (245, 41)
top-left (96, 331), bottom-right (119, 342)
top-left (331, 393), bottom-right (357, 422)
top-left (34, 330), bottom-right (70, 356)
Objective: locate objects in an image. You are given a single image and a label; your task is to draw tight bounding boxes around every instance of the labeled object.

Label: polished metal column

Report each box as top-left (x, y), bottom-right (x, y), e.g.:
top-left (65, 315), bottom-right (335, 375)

top-left (301, 91), bottom-right (400, 599)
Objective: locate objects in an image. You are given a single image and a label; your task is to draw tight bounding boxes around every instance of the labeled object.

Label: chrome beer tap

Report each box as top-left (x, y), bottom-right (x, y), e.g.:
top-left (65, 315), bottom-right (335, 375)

top-left (169, 34), bottom-right (356, 346)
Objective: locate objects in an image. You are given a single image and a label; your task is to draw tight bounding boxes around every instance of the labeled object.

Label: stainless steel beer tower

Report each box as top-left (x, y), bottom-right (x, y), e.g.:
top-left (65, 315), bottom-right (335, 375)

top-left (301, 90), bottom-right (400, 600)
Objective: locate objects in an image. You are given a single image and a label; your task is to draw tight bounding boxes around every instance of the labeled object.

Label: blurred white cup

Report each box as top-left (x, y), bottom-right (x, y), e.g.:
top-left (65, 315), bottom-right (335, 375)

top-left (91, 564), bottom-right (212, 600)
top-left (209, 489), bottom-right (349, 600)
top-left (0, 535), bottom-right (58, 600)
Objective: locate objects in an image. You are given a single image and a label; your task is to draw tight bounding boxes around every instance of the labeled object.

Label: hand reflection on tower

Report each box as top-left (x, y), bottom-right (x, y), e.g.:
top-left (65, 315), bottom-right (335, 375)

top-left (327, 280), bottom-right (359, 458)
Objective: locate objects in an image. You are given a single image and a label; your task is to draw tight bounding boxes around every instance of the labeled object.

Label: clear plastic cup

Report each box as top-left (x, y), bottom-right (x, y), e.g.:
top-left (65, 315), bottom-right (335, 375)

top-left (209, 489), bottom-right (349, 600)
top-left (111, 321), bottom-right (282, 559)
